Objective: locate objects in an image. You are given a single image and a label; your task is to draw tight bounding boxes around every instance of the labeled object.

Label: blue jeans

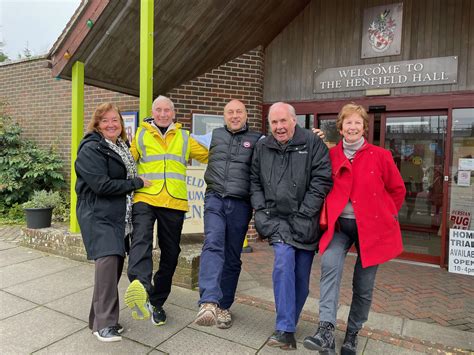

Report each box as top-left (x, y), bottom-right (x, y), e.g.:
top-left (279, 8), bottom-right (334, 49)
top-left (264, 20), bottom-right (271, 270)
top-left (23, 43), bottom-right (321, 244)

top-left (273, 242), bottom-right (314, 332)
top-left (198, 192), bottom-right (252, 309)
top-left (318, 217), bottom-right (378, 332)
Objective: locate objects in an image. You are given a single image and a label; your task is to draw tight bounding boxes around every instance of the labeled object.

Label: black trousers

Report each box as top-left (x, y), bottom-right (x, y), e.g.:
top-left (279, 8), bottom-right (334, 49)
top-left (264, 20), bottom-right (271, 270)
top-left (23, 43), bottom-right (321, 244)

top-left (127, 202), bottom-right (184, 308)
top-left (89, 255), bottom-right (124, 332)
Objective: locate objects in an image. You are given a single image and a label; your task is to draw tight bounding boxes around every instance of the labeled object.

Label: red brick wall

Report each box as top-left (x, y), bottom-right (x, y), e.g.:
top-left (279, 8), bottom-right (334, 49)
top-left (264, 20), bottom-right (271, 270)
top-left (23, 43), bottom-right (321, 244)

top-left (0, 47), bottom-right (264, 180)
top-left (1, 49), bottom-right (264, 239)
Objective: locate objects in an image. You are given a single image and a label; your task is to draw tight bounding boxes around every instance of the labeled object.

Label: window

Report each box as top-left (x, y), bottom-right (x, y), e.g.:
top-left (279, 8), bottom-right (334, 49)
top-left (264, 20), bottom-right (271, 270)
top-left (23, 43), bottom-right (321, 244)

top-left (192, 114), bottom-right (224, 166)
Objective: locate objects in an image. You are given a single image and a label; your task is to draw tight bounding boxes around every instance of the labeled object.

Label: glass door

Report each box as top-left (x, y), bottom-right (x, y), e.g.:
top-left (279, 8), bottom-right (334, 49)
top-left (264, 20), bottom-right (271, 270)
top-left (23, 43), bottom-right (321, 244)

top-left (383, 112), bottom-right (448, 263)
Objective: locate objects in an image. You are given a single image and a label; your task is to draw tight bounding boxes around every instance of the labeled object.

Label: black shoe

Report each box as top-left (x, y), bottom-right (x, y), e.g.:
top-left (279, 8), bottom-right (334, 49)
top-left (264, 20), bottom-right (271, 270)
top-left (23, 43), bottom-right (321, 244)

top-left (266, 330), bottom-right (297, 350)
top-left (341, 330), bottom-right (358, 355)
top-left (93, 326), bottom-right (122, 342)
top-left (112, 323), bottom-right (124, 334)
top-left (149, 303), bottom-right (167, 326)
top-left (303, 321), bottom-right (335, 354)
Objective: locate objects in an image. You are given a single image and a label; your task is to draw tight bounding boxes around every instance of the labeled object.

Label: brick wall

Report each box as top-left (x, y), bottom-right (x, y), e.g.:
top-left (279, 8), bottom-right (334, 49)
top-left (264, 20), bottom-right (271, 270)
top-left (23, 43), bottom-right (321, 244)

top-left (1, 49), bottom-right (264, 239)
top-left (0, 47), bottom-right (264, 180)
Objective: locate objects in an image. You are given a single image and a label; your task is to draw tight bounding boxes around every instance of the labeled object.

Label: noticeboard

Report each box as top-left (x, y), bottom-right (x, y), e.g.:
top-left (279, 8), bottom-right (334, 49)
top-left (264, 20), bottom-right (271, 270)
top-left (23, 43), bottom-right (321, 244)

top-left (182, 167), bottom-right (206, 234)
top-left (122, 111), bottom-right (138, 143)
top-left (448, 229), bottom-right (474, 276)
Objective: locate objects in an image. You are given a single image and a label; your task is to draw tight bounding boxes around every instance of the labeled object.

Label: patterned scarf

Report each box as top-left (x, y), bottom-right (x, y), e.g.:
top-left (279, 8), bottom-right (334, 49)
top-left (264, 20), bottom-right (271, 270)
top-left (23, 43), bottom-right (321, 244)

top-left (104, 137), bottom-right (138, 236)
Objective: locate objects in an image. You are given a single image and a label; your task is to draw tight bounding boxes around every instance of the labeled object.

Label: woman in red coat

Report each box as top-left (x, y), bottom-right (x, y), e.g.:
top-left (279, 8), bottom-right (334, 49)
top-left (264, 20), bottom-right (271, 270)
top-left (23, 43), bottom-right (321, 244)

top-left (304, 103), bottom-right (406, 355)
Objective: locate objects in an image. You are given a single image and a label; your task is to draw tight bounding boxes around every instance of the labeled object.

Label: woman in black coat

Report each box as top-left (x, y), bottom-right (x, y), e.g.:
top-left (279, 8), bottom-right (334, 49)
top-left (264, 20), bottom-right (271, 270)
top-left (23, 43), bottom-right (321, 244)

top-left (75, 103), bottom-right (150, 342)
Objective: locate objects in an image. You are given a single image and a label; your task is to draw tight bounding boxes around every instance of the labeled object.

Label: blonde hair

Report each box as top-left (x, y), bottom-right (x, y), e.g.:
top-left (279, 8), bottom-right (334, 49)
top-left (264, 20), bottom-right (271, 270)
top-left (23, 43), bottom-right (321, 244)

top-left (87, 103), bottom-right (127, 141)
top-left (336, 102), bottom-right (369, 134)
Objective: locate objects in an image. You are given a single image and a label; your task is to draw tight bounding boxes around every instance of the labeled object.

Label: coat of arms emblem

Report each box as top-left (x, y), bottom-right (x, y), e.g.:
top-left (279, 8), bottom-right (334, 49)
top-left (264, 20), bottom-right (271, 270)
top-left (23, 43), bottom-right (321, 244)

top-left (361, 3), bottom-right (403, 59)
top-left (368, 9), bottom-right (396, 52)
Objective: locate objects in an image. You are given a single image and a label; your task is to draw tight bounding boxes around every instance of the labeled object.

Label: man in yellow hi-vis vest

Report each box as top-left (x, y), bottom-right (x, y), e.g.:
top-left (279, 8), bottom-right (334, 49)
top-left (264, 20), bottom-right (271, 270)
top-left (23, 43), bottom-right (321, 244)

top-left (124, 95), bottom-right (208, 326)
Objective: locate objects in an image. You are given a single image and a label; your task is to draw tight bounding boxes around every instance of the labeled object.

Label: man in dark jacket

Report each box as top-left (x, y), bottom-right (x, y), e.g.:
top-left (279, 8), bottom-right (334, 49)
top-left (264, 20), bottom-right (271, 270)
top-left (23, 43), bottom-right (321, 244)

top-left (250, 102), bottom-right (332, 350)
top-left (194, 99), bottom-right (262, 329)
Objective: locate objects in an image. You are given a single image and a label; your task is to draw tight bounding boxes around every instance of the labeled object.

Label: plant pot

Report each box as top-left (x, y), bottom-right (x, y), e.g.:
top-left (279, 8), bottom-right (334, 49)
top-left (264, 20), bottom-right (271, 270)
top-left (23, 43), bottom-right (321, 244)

top-left (24, 207), bottom-right (53, 229)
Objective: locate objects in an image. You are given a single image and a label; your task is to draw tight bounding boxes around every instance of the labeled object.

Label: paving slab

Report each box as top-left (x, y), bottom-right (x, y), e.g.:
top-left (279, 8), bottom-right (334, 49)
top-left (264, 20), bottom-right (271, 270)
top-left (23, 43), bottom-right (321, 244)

top-left (337, 304), bottom-right (404, 335)
top-left (0, 290), bottom-right (37, 320)
top-left (33, 327), bottom-right (154, 354)
top-left (0, 254), bottom-right (82, 288)
top-left (120, 303), bottom-right (196, 348)
top-left (237, 270), bottom-right (262, 292)
top-left (4, 264), bottom-right (94, 304)
top-left (364, 338), bottom-right (424, 354)
top-left (157, 327), bottom-right (256, 354)
top-left (258, 342), bottom-right (322, 354)
top-left (45, 277), bottom-right (130, 323)
top-left (0, 240), bottom-right (17, 250)
top-left (239, 285), bottom-right (275, 302)
top-left (167, 284), bottom-right (200, 311)
top-left (45, 286), bottom-right (94, 322)
top-left (0, 306), bottom-right (86, 354)
top-left (0, 246), bottom-right (44, 267)
top-left (402, 319), bottom-right (474, 350)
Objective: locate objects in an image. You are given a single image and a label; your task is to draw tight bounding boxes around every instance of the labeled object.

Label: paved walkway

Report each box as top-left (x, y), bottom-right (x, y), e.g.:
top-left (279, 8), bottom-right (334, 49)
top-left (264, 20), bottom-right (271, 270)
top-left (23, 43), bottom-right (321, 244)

top-left (0, 227), bottom-right (473, 354)
top-left (241, 241), bottom-right (474, 332)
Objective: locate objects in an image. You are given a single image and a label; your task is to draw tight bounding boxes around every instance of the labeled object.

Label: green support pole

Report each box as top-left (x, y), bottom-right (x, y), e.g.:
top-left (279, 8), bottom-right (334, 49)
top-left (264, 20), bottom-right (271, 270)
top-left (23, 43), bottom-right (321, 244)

top-left (140, 0), bottom-right (154, 122)
top-left (70, 61), bottom-right (84, 233)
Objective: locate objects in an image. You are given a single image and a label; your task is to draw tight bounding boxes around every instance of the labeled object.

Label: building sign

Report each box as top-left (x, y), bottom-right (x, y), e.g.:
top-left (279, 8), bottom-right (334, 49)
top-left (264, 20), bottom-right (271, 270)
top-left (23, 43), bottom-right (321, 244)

top-left (450, 210), bottom-right (472, 230)
top-left (361, 3), bottom-right (403, 58)
top-left (182, 167), bottom-right (206, 234)
top-left (448, 229), bottom-right (474, 276)
top-left (313, 56), bottom-right (457, 93)
top-left (122, 111), bottom-right (138, 143)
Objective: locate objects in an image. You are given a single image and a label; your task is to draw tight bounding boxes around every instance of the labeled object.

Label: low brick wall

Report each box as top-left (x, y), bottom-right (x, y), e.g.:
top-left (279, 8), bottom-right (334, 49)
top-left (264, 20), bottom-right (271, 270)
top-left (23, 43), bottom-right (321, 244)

top-left (20, 226), bottom-right (203, 289)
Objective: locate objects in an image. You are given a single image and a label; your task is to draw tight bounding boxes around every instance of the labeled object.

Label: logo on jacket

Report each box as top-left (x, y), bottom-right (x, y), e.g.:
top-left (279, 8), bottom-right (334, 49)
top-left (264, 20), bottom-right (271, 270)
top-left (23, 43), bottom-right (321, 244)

top-left (243, 141), bottom-right (251, 148)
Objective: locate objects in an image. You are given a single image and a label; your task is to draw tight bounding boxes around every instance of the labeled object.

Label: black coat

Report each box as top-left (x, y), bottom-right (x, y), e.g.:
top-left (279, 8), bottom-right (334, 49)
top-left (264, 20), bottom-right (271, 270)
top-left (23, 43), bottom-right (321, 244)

top-left (75, 131), bottom-right (143, 260)
top-left (204, 126), bottom-right (262, 199)
top-left (250, 125), bottom-right (333, 251)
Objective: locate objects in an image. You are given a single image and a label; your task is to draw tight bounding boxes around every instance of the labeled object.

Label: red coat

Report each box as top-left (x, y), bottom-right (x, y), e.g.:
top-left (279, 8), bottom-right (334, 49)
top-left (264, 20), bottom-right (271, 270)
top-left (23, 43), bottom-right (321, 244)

top-left (319, 141), bottom-right (406, 267)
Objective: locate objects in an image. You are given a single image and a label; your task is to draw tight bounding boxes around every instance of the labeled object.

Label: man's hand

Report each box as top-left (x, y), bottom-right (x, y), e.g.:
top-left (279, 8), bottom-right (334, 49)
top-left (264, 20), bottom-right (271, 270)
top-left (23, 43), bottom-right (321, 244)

top-left (312, 128), bottom-right (325, 140)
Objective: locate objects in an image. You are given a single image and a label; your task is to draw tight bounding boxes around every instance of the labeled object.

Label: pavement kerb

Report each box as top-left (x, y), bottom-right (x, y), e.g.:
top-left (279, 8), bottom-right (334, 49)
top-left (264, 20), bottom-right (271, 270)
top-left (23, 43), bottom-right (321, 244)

top-left (235, 294), bottom-right (473, 355)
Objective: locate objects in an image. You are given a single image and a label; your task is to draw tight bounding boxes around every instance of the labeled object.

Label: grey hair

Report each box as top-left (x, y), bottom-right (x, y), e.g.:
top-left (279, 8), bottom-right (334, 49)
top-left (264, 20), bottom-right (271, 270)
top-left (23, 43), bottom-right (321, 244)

top-left (152, 95), bottom-right (175, 111)
top-left (268, 102), bottom-right (296, 123)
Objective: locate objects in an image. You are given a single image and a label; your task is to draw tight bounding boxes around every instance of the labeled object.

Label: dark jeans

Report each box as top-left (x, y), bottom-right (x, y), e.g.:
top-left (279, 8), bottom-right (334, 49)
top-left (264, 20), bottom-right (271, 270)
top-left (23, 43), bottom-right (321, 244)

top-left (89, 255), bottom-right (124, 332)
top-left (318, 217), bottom-right (378, 332)
top-left (198, 192), bottom-right (252, 309)
top-left (127, 202), bottom-right (184, 308)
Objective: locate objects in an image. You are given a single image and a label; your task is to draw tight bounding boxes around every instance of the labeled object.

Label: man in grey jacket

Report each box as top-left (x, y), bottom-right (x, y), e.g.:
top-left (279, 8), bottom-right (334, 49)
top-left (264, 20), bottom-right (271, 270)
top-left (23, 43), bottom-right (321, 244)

top-left (250, 102), bottom-right (332, 350)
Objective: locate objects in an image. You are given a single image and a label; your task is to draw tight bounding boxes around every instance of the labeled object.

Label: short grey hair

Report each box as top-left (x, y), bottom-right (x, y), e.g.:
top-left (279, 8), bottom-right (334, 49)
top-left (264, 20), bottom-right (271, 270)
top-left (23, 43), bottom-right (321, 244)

top-left (152, 95), bottom-right (175, 111)
top-left (267, 102), bottom-right (296, 123)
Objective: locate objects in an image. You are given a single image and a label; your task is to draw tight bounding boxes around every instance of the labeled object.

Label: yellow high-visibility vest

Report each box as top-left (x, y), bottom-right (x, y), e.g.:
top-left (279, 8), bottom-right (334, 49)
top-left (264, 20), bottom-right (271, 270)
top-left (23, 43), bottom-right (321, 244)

top-left (135, 127), bottom-right (190, 200)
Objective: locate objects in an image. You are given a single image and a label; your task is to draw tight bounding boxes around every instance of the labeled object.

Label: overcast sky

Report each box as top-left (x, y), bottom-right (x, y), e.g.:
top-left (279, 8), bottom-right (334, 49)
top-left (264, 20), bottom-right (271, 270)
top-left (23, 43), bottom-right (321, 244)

top-left (1, 0), bottom-right (81, 59)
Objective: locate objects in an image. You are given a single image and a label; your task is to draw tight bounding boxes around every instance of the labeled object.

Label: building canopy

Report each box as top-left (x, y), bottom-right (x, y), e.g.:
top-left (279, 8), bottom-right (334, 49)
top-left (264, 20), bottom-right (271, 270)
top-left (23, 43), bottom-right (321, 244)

top-left (49, 0), bottom-right (310, 97)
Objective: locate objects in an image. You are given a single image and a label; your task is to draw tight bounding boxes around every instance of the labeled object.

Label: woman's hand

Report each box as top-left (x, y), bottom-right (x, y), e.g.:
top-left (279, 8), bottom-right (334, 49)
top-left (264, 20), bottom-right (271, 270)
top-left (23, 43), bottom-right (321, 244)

top-left (139, 177), bottom-right (152, 187)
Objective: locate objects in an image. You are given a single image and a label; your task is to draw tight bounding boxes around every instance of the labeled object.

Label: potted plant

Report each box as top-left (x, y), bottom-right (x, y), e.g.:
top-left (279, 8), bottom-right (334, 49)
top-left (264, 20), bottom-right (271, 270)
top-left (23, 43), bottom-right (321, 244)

top-left (23, 190), bottom-right (62, 229)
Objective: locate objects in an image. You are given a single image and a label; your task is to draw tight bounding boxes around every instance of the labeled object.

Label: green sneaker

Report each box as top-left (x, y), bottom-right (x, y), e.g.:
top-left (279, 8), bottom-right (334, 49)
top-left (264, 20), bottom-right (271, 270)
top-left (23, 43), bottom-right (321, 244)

top-left (124, 280), bottom-right (150, 320)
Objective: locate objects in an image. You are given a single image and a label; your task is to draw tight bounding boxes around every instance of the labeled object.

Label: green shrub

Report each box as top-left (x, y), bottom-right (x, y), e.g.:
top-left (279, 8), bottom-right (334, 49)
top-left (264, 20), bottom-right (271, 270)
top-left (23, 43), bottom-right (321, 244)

top-left (0, 107), bottom-right (65, 207)
top-left (22, 190), bottom-right (63, 209)
top-left (0, 202), bottom-right (24, 224)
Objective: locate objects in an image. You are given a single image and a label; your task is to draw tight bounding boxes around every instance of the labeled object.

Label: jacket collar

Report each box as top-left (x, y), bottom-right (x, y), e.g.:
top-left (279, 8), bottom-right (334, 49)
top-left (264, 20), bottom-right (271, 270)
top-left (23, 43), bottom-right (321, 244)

top-left (141, 119), bottom-right (181, 137)
top-left (335, 138), bottom-right (369, 155)
top-left (332, 138), bottom-right (370, 175)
